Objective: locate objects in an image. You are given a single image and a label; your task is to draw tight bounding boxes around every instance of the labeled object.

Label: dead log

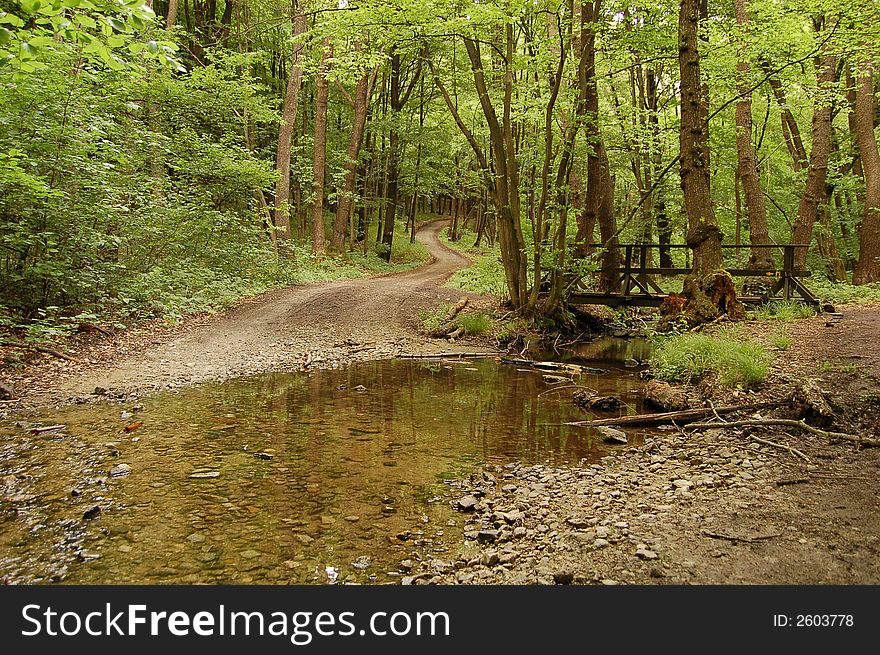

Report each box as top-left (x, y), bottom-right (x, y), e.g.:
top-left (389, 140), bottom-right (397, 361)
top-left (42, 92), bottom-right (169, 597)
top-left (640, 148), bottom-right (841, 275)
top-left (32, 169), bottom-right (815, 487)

top-left (428, 298), bottom-right (470, 337)
top-left (1, 340), bottom-right (79, 362)
top-left (684, 418), bottom-right (879, 447)
top-left (566, 402), bottom-right (779, 428)
top-left (792, 379), bottom-right (835, 428)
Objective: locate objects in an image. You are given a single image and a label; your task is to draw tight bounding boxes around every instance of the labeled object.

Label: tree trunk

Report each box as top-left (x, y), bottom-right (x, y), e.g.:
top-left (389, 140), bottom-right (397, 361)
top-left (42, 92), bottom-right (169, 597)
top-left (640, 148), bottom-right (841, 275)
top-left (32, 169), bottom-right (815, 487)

top-left (734, 0), bottom-right (773, 270)
top-left (582, 1), bottom-right (620, 293)
top-left (853, 58), bottom-right (880, 284)
top-left (310, 39), bottom-right (332, 255)
top-left (272, 5), bottom-right (307, 240)
top-left (791, 19), bottom-right (836, 270)
top-left (166, 0), bottom-right (179, 29)
top-left (330, 69), bottom-right (372, 252)
top-left (677, 0), bottom-right (739, 323)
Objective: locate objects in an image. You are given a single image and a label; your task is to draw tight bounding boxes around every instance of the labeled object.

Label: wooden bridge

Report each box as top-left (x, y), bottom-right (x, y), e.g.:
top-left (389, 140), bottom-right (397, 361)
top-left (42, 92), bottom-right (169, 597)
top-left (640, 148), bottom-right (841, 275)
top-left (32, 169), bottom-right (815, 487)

top-left (568, 243), bottom-right (820, 308)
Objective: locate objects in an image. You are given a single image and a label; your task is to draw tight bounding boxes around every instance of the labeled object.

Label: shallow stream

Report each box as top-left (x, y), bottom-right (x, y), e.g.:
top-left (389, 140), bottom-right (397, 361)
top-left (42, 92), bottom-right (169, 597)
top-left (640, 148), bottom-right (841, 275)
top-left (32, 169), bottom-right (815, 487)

top-left (0, 339), bottom-right (649, 584)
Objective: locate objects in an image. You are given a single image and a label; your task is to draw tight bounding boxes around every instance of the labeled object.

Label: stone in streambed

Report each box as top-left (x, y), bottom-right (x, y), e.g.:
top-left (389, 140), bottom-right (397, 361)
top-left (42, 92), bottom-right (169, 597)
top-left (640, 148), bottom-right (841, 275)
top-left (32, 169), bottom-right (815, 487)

top-left (455, 495), bottom-right (479, 512)
top-left (596, 426), bottom-right (627, 445)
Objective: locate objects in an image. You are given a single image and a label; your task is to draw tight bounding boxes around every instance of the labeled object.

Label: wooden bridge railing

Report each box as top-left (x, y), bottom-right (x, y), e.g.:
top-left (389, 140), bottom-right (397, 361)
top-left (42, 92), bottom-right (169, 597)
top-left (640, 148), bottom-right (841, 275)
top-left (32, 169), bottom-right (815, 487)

top-left (569, 243), bottom-right (819, 307)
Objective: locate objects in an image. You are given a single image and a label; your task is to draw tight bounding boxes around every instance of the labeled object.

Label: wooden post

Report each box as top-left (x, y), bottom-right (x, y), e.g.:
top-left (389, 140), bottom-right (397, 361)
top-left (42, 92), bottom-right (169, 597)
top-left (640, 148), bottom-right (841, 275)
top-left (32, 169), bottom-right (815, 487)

top-left (783, 245), bottom-right (794, 301)
top-left (623, 245), bottom-right (633, 296)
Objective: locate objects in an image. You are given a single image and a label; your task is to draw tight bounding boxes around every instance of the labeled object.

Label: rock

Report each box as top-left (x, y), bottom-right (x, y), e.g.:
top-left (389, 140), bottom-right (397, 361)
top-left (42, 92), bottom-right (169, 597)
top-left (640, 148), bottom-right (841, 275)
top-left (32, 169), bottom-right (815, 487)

top-left (480, 551), bottom-right (500, 567)
top-left (565, 517), bottom-right (592, 529)
top-left (455, 495), bottom-right (479, 512)
top-left (553, 570), bottom-right (575, 585)
top-left (543, 374), bottom-right (570, 384)
top-left (596, 426), bottom-right (628, 445)
top-left (240, 550), bottom-right (261, 560)
top-left (82, 505), bottom-right (101, 521)
top-left (399, 560), bottom-right (414, 572)
top-left (0, 383), bottom-right (14, 401)
top-left (624, 358), bottom-right (640, 368)
top-left (588, 395), bottom-right (622, 411)
top-left (499, 552), bottom-right (519, 565)
top-left (295, 534), bottom-right (314, 544)
top-left (431, 560), bottom-right (449, 573)
top-left (343, 515), bottom-right (360, 522)
top-left (109, 463), bottom-right (131, 478)
top-left (636, 548), bottom-right (659, 561)
top-left (513, 526), bottom-right (527, 538)
top-left (93, 386), bottom-right (107, 395)
top-left (253, 452), bottom-right (274, 460)
top-left (643, 380), bottom-right (689, 412)
top-left (120, 411), bottom-right (133, 420)
top-left (353, 385), bottom-right (367, 393)
top-left (595, 526), bottom-right (610, 539)
top-left (593, 538), bottom-right (610, 549)
top-left (501, 484), bottom-right (517, 493)
top-left (352, 556), bottom-right (371, 570)
top-left (478, 530), bottom-right (500, 544)
top-left (189, 471), bottom-right (220, 479)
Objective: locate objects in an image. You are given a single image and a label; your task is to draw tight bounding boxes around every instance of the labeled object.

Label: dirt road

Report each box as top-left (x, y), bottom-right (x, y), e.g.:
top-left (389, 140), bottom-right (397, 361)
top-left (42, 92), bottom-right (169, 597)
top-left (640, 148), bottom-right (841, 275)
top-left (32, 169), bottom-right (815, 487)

top-left (9, 220), bottom-right (493, 406)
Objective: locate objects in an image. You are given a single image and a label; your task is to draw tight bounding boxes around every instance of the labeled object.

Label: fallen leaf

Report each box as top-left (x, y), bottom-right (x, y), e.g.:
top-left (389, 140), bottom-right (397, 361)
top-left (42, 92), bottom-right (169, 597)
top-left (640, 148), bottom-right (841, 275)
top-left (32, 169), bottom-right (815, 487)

top-left (123, 421), bottom-right (144, 433)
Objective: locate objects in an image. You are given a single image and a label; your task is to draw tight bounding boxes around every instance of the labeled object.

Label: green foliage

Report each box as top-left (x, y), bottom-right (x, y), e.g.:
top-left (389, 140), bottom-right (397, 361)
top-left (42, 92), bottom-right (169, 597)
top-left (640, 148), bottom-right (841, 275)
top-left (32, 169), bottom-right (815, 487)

top-left (750, 301), bottom-right (816, 321)
top-left (809, 280), bottom-right (880, 306)
top-left (445, 254), bottom-right (507, 298)
top-left (649, 333), bottom-right (771, 388)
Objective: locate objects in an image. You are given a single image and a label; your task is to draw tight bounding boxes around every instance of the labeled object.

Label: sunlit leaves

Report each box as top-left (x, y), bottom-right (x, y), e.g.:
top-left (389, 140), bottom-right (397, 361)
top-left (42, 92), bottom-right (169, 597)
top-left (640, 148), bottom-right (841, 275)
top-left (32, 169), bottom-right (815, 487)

top-left (0, 0), bottom-right (183, 75)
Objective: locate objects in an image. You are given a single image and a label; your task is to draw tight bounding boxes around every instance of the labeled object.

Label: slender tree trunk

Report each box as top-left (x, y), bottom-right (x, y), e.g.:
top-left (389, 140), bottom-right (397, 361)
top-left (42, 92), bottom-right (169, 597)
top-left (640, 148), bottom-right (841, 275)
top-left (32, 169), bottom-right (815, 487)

top-left (330, 69), bottom-right (372, 252)
top-left (734, 0), bottom-right (772, 269)
top-left (791, 19), bottom-right (836, 270)
top-left (166, 0), bottom-right (179, 28)
top-left (272, 5), bottom-right (307, 240)
top-left (310, 39), bottom-right (332, 255)
top-left (853, 58), bottom-right (880, 284)
top-left (583, 1), bottom-right (620, 292)
top-left (765, 73), bottom-right (808, 171)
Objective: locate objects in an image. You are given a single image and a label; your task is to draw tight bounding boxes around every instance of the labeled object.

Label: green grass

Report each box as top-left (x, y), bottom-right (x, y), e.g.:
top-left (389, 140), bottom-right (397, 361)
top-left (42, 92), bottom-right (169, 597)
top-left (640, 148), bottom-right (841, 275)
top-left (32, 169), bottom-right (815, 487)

top-left (455, 311), bottom-right (492, 336)
top-left (818, 360), bottom-right (859, 375)
top-left (749, 300), bottom-right (816, 321)
top-left (769, 329), bottom-right (793, 351)
top-left (418, 304), bottom-right (449, 333)
top-left (649, 332), bottom-right (771, 388)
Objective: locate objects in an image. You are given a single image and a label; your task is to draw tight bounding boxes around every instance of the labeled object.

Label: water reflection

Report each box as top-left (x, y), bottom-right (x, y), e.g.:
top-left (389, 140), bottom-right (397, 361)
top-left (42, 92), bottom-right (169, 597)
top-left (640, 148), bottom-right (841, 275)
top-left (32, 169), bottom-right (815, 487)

top-left (1, 356), bottom-right (645, 584)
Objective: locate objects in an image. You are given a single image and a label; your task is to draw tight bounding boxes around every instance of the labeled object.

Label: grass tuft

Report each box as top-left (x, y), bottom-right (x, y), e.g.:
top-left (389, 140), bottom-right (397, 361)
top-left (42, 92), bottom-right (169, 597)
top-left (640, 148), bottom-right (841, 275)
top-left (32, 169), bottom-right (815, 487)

top-left (650, 332), bottom-right (770, 388)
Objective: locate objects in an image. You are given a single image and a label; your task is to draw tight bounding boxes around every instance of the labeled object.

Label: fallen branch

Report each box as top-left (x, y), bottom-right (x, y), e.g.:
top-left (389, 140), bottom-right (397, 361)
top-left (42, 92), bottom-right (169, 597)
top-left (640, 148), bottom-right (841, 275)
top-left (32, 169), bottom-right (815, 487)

top-left (702, 530), bottom-right (782, 543)
top-left (428, 298), bottom-right (470, 337)
top-left (684, 419), bottom-right (879, 448)
top-left (566, 402), bottom-right (780, 428)
top-left (1, 340), bottom-right (79, 362)
top-left (749, 435), bottom-right (811, 462)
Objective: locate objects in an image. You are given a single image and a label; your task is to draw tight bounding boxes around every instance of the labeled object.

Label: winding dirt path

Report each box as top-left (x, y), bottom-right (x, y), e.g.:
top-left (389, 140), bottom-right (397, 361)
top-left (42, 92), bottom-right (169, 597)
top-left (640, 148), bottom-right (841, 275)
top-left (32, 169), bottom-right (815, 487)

top-left (10, 220), bottom-right (494, 406)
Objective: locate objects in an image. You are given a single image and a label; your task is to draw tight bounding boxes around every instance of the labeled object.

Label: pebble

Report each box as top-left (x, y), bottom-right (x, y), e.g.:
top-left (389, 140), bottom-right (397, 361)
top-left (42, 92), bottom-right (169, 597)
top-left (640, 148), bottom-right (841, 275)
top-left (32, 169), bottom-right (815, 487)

top-left (553, 570), bottom-right (575, 585)
top-left (456, 495), bottom-right (478, 512)
top-left (109, 463), bottom-right (131, 478)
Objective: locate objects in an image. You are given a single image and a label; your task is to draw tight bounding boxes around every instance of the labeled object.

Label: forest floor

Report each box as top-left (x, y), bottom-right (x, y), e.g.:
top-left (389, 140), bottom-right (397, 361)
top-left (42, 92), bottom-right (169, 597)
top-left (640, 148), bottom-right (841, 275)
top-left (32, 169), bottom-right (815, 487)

top-left (2, 225), bottom-right (879, 585)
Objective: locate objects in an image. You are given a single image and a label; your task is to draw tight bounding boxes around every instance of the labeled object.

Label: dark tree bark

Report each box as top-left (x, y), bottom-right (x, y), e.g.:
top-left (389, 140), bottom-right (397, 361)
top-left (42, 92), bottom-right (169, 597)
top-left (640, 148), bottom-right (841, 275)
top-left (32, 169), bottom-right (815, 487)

top-left (330, 68), bottom-right (373, 252)
top-left (677, 0), bottom-right (740, 323)
top-left (853, 59), bottom-right (880, 284)
top-left (791, 19), bottom-right (837, 270)
top-left (310, 39), bottom-right (332, 255)
top-left (272, 4), bottom-right (307, 240)
top-left (734, 0), bottom-right (773, 269)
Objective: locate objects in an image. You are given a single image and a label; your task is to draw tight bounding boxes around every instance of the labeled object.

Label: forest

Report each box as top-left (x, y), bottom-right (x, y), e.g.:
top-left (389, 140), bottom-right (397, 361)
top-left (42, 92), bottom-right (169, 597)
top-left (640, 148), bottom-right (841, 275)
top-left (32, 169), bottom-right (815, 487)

top-left (1, 0), bottom-right (879, 338)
